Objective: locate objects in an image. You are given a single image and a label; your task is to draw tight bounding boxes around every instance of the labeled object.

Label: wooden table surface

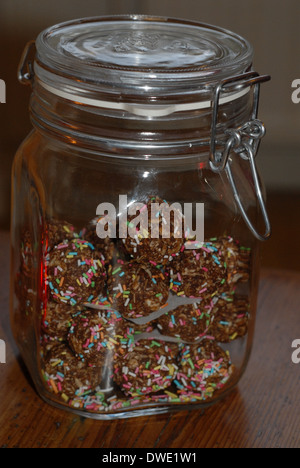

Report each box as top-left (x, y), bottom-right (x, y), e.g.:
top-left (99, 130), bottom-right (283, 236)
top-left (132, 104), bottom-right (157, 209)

top-left (0, 230), bottom-right (299, 449)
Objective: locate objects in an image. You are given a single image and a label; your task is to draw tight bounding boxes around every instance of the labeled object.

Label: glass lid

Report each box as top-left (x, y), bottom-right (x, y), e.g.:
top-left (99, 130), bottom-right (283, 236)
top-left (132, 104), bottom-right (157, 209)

top-left (34, 15), bottom-right (253, 110)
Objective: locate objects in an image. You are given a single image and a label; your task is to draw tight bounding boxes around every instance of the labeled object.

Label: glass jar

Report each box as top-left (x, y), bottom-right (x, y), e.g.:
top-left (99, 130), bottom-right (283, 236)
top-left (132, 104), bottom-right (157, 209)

top-left (11, 15), bottom-right (271, 419)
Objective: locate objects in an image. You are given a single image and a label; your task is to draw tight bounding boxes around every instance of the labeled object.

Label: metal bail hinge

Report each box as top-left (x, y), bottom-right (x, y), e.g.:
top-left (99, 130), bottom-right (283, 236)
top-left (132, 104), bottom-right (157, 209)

top-left (18, 40), bottom-right (36, 85)
top-left (209, 71), bottom-right (271, 241)
top-left (210, 71), bottom-right (270, 172)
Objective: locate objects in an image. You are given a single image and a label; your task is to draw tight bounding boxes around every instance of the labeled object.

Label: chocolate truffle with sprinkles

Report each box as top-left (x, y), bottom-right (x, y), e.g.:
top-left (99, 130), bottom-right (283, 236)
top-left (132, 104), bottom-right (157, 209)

top-left (41, 301), bottom-right (82, 340)
top-left (41, 342), bottom-right (101, 400)
top-left (107, 261), bottom-right (169, 319)
top-left (121, 196), bottom-right (184, 265)
top-left (113, 339), bottom-right (179, 396)
top-left (175, 339), bottom-right (233, 399)
top-left (114, 320), bottom-right (156, 354)
top-left (68, 309), bottom-right (123, 367)
top-left (156, 300), bottom-right (215, 343)
top-left (17, 229), bottom-right (36, 305)
top-left (213, 236), bottom-right (251, 285)
top-left (81, 216), bottom-right (115, 266)
top-left (169, 241), bottom-right (227, 298)
top-left (46, 239), bottom-right (107, 306)
top-left (45, 218), bottom-right (81, 251)
top-left (19, 229), bottom-right (33, 281)
top-left (210, 294), bottom-right (249, 343)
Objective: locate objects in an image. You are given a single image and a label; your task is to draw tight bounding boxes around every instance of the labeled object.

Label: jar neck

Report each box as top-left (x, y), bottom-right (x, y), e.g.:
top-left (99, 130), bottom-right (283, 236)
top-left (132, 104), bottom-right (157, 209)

top-left (30, 79), bottom-right (253, 159)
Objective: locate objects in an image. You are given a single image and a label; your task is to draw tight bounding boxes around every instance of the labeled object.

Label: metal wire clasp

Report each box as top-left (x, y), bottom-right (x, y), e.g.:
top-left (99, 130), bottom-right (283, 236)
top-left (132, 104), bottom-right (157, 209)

top-left (18, 40), bottom-right (36, 85)
top-left (209, 71), bottom-right (271, 241)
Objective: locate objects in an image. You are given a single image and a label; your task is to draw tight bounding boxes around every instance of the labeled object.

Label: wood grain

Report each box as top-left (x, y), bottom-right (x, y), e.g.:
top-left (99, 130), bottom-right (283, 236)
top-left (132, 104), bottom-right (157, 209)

top-left (0, 230), bottom-right (299, 448)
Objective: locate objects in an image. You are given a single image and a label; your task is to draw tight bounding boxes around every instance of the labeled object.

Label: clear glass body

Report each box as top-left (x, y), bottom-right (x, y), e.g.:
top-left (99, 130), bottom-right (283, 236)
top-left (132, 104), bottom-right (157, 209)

top-left (10, 78), bottom-right (263, 419)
